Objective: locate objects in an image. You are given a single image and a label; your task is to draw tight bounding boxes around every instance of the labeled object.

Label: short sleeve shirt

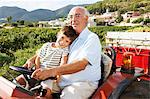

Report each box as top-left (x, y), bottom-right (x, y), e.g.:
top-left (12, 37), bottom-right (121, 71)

top-left (37, 42), bottom-right (69, 68)
top-left (59, 27), bottom-right (102, 87)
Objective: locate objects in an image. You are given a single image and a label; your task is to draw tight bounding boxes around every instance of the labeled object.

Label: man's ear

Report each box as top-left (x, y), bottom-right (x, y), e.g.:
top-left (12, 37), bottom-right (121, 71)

top-left (85, 16), bottom-right (89, 21)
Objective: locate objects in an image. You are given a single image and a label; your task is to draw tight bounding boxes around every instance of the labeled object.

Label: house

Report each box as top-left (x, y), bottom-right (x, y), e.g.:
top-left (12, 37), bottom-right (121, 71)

top-left (91, 10), bottom-right (117, 26)
top-left (38, 19), bottom-right (66, 28)
top-left (88, 16), bottom-right (96, 27)
top-left (48, 19), bottom-right (66, 27)
top-left (38, 21), bottom-right (49, 27)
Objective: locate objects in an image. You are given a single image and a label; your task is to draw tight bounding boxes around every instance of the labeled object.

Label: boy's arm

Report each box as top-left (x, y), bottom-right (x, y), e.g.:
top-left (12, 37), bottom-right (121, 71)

top-left (60, 47), bottom-right (69, 66)
top-left (35, 56), bottom-right (40, 69)
top-left (23, 54), bottom-right (37, 69)
top-left (56, 55), bottom-right (68, 82)
top-left (60, 55), bottom-right (68, 66)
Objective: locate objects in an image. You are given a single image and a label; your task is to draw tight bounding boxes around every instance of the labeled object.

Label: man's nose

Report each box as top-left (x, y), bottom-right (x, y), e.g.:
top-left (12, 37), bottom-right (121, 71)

top-left (72, 15), bottom-right (76, 20)
top-left (71, 18), bottom-right (76, 24)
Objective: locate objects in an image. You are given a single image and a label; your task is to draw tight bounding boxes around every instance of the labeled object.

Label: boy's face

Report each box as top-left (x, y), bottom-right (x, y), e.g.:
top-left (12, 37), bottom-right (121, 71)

top-left (56, 33), bottom-right (72, 48)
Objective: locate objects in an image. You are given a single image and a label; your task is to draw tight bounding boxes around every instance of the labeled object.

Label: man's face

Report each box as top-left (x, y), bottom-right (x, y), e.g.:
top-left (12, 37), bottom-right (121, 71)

top-left (68, 8), bottom-right (88, 34)
top-left (56, 33), bottom-right (71, 48)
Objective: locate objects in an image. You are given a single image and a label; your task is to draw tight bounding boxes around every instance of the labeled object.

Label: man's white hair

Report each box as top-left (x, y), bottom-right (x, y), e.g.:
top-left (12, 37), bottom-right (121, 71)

top-left (69, 6), bottom-right (90, 17)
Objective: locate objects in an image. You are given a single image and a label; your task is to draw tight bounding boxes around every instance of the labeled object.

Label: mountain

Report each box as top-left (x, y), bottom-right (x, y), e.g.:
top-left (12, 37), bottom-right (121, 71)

top-left (20, 9), bottom-right (55, 21)
top-left (0, 4), bottom-right (87, 22)
top-left (0, 6), bottom-right (28, 21)
top-left (55, 4), bottom-right (89, 18)
top-left (55, 5), bottom-right (76, 18)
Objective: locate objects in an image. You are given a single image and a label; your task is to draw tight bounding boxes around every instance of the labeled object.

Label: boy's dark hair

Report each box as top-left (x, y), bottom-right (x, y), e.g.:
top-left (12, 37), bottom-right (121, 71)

top-left (58, 26), bottom-right (78, 42)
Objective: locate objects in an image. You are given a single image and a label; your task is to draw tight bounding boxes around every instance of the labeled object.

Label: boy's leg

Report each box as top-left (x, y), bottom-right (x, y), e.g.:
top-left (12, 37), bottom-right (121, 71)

top-left (15, 74), bottom-right (33, 89)
top-left (15, 74), bottom-right (26, 86)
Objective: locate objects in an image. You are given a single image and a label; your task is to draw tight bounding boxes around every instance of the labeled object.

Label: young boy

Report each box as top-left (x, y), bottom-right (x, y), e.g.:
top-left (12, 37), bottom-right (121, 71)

top-left (35, 25), bottom-right (77, 70)
top-left (16, 26), bottom-right (78, 98)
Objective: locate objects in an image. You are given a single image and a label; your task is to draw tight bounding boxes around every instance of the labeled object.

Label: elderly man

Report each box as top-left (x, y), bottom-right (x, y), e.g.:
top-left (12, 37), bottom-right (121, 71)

top-left (22, 6), bottom-right (101, 99)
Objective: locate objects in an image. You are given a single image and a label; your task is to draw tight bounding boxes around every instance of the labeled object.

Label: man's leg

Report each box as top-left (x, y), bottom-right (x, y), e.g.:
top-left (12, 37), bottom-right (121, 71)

top-left (60, 81), bottom-right (98, 99)
top-left (41, 79), bottom-right (61, 98)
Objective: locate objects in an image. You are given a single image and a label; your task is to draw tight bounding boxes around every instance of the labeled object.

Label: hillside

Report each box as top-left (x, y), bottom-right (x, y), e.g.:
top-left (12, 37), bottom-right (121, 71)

top-left (0, 6), bottom-right (28, 21)
top-left (55, 5), bottom-right (76, 18)
top-left (86, 0), bottom-right (150, 14)
top-left (55, 4), bottom-right (89, 18)
top-left (20, 9), bottom-right (56, 21)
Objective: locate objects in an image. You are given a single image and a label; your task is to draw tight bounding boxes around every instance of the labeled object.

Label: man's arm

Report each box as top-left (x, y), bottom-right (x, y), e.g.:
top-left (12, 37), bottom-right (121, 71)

top-left (57, 58), bottom-right (88, 75)
top-left (32, 58), bottom-right (88, 80)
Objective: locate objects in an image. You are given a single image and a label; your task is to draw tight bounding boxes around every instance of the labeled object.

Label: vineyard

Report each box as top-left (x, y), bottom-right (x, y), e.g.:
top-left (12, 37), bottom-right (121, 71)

top-left (0, 26), bottom-right (149, 79)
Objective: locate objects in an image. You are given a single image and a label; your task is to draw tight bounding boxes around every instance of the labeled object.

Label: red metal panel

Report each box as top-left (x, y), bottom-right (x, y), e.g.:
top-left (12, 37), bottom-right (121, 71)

top-left (114, 47), bottom-right (150, 73)
top-left (0, 77), bottom-right (34, 98)
top-left (92, 68), bottom-right (144, 99)
top-left (92, 72), bottom-right (133, 99)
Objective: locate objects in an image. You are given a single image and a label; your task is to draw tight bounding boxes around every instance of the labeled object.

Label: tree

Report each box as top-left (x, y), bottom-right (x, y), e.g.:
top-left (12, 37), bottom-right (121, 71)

top-left (11, 22), bottom-right (18, 27)
top-left (127, 18), bottom-right (130, 23)
top-left (132, 18), bottom-right (144, 23)
top-left (130, 3), bottom-right (139, 11)
top-left (17, 20), bottom-right (25, 25)
top-left (6, 16), bottom-right (12, 24)
top-left (115, 12), bottom-right (123, 23)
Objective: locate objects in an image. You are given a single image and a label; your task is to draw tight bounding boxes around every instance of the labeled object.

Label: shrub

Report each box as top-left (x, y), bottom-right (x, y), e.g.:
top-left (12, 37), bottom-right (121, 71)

top-left (0, 53), bottom-right (14, 66)
top-left (115, 15), bottom-right (123, 23)
top-left (127, 18), bottom-right (130, 23)
top-left (132, 17), bottom-right (144, 23)
top-left (0, 27), bottom-right (58, 56)
top-left (144, 18), bottom-right (150, 24)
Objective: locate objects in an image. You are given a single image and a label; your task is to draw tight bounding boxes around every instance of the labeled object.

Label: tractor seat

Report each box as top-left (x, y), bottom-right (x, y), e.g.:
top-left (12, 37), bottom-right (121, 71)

top-left (101, 53), bottom-right (113, 81)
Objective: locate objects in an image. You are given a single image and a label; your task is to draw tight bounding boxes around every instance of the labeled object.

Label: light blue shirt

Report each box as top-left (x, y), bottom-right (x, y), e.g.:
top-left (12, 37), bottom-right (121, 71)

top-left (59, 27), bottom-right (101, 87)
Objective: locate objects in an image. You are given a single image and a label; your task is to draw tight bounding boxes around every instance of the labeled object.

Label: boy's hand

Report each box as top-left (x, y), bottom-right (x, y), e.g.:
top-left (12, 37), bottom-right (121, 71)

top-left (23, 60), bottom-right (33, 70)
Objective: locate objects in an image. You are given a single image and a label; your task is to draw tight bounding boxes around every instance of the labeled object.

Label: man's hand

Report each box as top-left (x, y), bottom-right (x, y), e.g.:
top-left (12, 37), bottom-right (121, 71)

top-left (31, 68), bottom-right (57, 80)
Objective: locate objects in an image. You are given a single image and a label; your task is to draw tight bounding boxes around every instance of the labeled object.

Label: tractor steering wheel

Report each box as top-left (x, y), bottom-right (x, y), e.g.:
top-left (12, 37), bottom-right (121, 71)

top-left (9, 66), bottom-right (34, 75)
top-left (9, 66), bottom-right (57, 80)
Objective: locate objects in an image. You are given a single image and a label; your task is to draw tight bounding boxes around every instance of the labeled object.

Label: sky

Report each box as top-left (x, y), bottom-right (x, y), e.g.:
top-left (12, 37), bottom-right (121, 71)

top-left (0, 0), bottom-right (102, 11)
